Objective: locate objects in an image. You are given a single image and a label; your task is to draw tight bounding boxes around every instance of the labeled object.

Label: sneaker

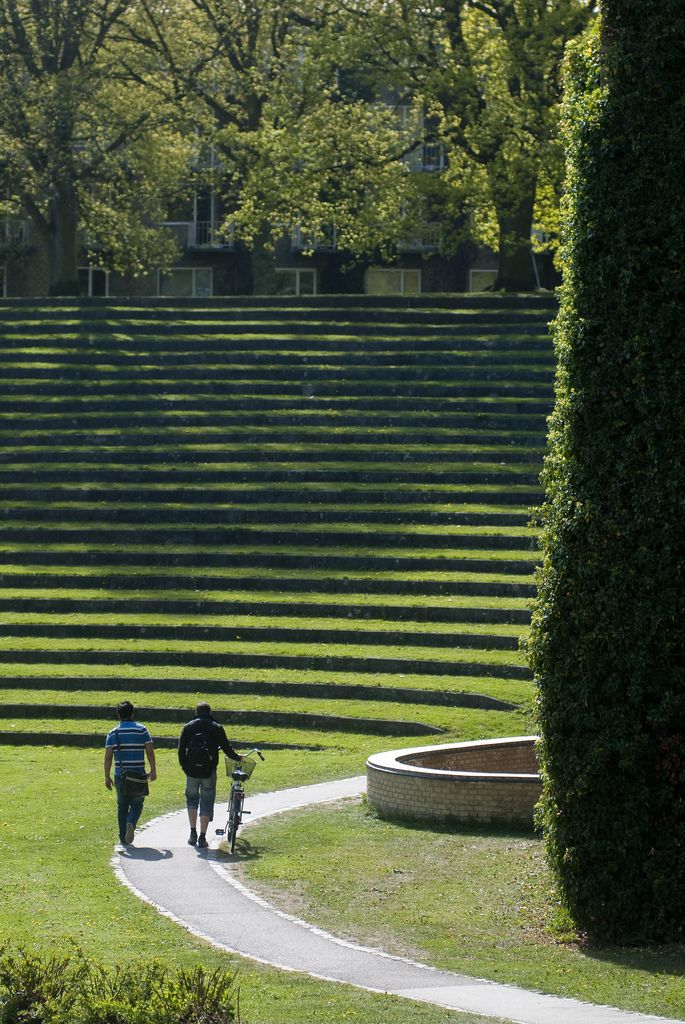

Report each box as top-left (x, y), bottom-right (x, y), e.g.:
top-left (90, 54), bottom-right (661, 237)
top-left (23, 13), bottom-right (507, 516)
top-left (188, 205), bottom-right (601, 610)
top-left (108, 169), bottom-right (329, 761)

top-left (197, 833), bottom-right (208, 849)
top-left (188, 828), bottom-right (198, 846)
top-left (125, 822), bottom-right (135, 844)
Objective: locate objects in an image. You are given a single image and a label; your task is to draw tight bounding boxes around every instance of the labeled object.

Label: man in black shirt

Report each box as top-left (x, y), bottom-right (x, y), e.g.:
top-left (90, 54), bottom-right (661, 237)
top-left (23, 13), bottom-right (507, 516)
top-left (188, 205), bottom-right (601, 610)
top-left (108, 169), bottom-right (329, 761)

top-left (178, 701), bottom-right (241, 848)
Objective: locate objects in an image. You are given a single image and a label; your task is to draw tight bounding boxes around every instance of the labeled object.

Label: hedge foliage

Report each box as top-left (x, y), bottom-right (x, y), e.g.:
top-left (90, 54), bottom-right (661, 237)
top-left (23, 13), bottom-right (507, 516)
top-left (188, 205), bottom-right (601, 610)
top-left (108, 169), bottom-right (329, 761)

top-left (527, 1), bottom-right (685, 943)
top-left (0, 947), bottom-right (240, 1024)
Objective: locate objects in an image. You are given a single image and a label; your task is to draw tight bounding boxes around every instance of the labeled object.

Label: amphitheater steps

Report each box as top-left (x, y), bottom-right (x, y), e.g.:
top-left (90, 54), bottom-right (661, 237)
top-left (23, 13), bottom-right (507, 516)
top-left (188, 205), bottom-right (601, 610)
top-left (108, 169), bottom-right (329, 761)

top-left (0, 295), bottom-right (554, 747)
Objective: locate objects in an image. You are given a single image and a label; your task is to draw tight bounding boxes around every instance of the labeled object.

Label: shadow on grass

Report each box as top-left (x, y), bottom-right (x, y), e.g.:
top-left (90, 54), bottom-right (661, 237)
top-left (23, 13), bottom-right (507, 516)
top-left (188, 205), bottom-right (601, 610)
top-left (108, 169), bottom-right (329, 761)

top-left (578, 940), bottom-right (685, 981)
top-left (212, 838), bottom-right (262, 863)
top-left (364, 801), bottom-right (540, 841)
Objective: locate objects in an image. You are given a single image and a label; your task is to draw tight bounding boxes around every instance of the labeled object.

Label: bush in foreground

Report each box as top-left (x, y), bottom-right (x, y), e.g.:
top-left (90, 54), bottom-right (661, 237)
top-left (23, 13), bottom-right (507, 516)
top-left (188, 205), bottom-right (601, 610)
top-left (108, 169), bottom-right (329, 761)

top-left (0, 947), bottom-right (240, 1024)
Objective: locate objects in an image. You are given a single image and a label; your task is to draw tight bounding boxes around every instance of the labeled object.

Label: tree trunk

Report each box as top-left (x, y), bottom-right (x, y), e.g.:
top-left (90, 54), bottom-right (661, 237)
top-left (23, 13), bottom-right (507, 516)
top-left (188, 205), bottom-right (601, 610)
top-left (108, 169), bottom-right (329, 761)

top-left (491, 163), bottom-right (538, 292)
top-left (248, 230), bottom-right (277, 296)
top-left (47, 182), bottom-right (81, 296)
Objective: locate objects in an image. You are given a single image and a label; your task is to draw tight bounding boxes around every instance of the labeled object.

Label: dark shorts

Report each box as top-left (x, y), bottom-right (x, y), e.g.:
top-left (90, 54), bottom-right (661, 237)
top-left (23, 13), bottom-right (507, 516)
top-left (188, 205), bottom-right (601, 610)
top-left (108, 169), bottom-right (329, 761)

top-left (185, 771), bottom-right (217, 819)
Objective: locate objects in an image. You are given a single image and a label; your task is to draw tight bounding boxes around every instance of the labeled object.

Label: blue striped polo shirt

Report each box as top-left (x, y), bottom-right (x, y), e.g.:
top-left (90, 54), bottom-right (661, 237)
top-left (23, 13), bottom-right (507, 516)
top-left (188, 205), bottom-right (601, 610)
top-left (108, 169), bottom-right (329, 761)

top-left (105, 720), bottom-right (152, 775)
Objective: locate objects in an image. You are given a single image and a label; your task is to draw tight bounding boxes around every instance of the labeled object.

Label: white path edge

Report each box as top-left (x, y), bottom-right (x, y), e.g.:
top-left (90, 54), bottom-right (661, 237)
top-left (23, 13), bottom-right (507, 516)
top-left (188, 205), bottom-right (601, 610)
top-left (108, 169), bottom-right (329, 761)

top-left (113, 776), bottom-right (684, 1024)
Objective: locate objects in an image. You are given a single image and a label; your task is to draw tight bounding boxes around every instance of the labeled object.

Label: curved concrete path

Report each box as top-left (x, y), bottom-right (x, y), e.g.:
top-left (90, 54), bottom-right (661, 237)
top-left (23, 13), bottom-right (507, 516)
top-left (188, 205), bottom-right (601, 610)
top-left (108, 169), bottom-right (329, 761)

top-left (114, 777), bottom-right (684, 1024)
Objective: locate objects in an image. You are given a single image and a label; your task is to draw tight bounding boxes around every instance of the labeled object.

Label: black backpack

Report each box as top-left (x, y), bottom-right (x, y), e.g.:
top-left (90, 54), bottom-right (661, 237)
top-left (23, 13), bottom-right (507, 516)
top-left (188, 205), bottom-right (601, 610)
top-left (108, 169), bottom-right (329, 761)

top-left (186, 727), bottom-right (214, 778)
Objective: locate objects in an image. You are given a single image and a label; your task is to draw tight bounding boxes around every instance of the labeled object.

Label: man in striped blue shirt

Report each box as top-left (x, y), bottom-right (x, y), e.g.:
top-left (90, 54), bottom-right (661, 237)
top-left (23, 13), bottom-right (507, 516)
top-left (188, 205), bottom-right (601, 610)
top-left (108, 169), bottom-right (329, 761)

top-left (104, 700), bottom-right (157, 846)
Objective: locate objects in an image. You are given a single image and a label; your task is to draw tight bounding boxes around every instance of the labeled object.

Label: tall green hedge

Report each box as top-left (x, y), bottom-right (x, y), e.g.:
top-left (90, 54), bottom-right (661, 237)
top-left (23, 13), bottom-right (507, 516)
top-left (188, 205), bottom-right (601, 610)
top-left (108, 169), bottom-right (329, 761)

top-left (528, 1), bottom-right (685, 943)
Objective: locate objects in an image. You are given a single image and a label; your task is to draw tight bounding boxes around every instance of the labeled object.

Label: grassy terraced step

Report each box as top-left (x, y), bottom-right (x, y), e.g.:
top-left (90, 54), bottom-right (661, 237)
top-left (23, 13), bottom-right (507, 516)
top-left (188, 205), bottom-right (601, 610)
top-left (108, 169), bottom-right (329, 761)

top-left (0, 354), bottom-right (555, 372)
top-left (0, 310), bottom-right (553, 327)
top-left (0, 449), bottom-right (541, 467)
top-left (0, 330), bottom-right (554, 348)
top-left (0, 487), bottom-right (543, 506)
top-left (0, 430), bottom-right (547, 447)
top-left (0, 649), bottom-right (532, 679)
top-left (0, 575), bottom-right (537, 600)
top-left (0, 296), bottom-right (551, 744)
top-left (0, 731), bottom-right (325, 751)
top-left (0, 413), bottom-right (550, 431)
top-left (0, 623), bottom-right (523, 651)
top-left (0, 597), bottom-right (530, 624)
top-left (0, 382), bottom-right (552, 401)
top-left (0, 675), bottom-right (519, 710)
top-left (0, 527), bottom-right (539, 550)
top-left (0, 292), bottom-right (556, 307)
top-left (0, 307), bottom-right (548, 323)
top-left (0, 703), bottom-right (444, 737)
top-left (0, 301), bottom-right (553, 317)
top-left (0, 554), bottom-right (539, 576)
top-left (0, 508), bottom-right (534, 527)
top-left (0, 468), bottom-right (543, 486)
top-left (1, 367), bottom-right (555, 386)
top-left (0, 388), bottom-right (550, 406)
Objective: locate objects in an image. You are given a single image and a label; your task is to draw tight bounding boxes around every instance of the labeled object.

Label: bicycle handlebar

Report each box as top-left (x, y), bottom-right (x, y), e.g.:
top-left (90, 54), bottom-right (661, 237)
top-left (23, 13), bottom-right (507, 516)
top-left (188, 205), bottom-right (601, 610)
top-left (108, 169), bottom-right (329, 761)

top-left (242, 747), bottom-right (265, 761)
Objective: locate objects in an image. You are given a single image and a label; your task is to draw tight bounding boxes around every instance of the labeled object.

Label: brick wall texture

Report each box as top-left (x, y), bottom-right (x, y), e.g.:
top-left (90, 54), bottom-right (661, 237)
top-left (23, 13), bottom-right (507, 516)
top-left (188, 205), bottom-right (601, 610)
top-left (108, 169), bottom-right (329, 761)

top-left (367, 738), bottom-right (542, 825)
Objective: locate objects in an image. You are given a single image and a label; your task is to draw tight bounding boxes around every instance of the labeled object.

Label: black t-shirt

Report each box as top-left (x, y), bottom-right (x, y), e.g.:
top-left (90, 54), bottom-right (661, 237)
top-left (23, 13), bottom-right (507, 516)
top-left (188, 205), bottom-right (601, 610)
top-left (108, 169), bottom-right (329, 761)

top-left (178, 715), bottom-right (240, 776)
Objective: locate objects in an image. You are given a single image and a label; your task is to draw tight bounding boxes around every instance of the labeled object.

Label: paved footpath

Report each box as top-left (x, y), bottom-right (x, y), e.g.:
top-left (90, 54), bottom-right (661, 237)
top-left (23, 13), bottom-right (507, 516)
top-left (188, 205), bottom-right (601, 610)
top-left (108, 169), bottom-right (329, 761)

top-left (114, 777), bottom-right (684, 1024)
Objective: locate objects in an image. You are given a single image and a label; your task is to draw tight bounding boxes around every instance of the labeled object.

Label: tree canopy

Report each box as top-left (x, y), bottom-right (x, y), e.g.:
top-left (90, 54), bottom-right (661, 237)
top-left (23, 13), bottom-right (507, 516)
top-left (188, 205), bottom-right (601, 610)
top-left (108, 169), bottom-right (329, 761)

top-left (343, 0), bottom-right (593, 290)
top-left (0, 0), bottom-right (593, 293)
top-left (0, 0), bottom-right (191, 294)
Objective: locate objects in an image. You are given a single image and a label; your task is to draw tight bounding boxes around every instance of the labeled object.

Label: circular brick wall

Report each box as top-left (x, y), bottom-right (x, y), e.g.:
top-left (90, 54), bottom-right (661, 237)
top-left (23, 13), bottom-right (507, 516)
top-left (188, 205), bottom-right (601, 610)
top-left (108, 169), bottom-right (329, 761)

top-left (366, 736), bottom-right (541, 825)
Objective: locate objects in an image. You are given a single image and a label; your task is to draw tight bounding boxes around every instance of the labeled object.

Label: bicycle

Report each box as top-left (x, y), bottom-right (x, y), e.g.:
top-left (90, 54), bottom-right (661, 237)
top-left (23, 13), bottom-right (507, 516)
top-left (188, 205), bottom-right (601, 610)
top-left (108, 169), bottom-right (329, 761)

top-left (215, 748), bottom-right (265, 853)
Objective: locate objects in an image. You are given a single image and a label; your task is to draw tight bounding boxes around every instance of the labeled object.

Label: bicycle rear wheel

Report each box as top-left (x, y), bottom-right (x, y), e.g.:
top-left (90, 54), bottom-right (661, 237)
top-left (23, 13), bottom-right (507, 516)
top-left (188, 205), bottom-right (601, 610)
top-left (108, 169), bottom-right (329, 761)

top-left (227, 791), bottom-right (243, 853)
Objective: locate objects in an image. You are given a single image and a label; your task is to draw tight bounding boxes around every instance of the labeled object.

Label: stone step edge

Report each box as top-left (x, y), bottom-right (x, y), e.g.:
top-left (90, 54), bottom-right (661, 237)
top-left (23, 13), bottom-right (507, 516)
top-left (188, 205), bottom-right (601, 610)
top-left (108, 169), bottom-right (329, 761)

top-left (0, 704), bottom-right (445, 737)
top-left (0, 676), bottom-right (519, 710)
top-left (0, 597), bottom-right (531, 625)
top-left (0, 731), bottom-right (324, 751)
top-left (0, 649), bottom-right (533, 679)
top-left (0, 574), bottom-right (537, 597)
top-left (0, 623), bottom-right (522, 652)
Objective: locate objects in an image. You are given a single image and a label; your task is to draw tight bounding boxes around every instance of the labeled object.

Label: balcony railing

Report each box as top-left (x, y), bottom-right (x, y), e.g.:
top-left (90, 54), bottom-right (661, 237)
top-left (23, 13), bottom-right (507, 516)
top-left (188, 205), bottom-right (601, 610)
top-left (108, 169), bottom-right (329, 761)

top-left (291, 225), bottom-right (338, 252)
top-left (397, 223), bottom-right (441, 253)
top-left (162, 221), bottom-right (233, 250)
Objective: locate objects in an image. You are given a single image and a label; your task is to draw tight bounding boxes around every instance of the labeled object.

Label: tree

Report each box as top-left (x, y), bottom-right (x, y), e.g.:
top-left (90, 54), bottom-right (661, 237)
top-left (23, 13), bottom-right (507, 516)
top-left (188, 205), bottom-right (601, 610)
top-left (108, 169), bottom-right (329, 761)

top-left (347, 0), bottom-right (592, 290)
top-left (528, 5), bottom-right (685, 942)
top-left (132, 0), bottom-right (418, 292)
top-left (0, 0), bottom-right (190, 294)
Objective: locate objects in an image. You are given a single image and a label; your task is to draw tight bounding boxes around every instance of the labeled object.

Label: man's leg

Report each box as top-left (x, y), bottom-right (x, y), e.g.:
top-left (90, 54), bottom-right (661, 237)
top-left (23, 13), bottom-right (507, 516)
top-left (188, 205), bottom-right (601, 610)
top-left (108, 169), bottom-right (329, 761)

top-left (197, 771), bottom-right (217, 848)
top-left (114, 778), bottom-right (129, 844)
top-left (185, 775), bottom-right (200, 844)
top-left (125, 794), bottom-right (145, 843)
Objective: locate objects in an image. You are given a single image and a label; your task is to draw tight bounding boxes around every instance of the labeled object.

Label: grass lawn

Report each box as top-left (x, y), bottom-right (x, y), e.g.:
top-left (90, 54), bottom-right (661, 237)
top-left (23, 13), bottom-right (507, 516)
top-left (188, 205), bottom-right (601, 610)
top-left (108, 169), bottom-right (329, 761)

top-left (0, 745), bottom-right (505, 1024)
top-left (236, 799), bottom-right (685, 1020)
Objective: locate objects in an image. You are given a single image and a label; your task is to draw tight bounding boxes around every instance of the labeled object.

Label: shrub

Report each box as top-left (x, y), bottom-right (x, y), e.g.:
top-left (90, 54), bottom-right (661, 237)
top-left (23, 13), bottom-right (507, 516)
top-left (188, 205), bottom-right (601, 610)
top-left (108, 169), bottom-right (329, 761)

top-left (527, 1), bottom-right (685, 943)
top-left (0, 949), bottom-right (240, 1024)
top-left (0, 948), bottom-right (82, 1024)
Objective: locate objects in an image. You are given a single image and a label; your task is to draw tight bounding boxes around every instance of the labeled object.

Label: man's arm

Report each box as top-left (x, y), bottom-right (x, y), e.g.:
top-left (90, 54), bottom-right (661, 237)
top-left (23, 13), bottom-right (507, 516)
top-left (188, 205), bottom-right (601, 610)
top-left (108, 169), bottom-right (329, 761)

top-left (104, 747), bottom-right (114, 790)
top-left (217, 725), bottom-right (241, 762)
top-left (145, 740), bottom-right (157, 782)
top-left (177, 724), bottom-right (188, 768)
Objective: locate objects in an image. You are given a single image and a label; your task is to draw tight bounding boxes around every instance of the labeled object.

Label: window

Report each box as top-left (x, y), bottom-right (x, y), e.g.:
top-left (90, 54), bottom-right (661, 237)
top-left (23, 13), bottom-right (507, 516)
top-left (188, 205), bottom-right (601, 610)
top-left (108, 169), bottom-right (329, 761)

top-left (365, 268), bottom-right (421, 296)
top-left (469, 269), bottom-right (497, 292)
top-left (158, 267), bottom-right (213, 298)
top-left (2, 217), bottom-right (30, 245)
top-left (274, 268), bottom-right (317, 296)
top-left (79, 267), bottom-right (109, 297)
top-left (422, 142), bottom-right (445, 172)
